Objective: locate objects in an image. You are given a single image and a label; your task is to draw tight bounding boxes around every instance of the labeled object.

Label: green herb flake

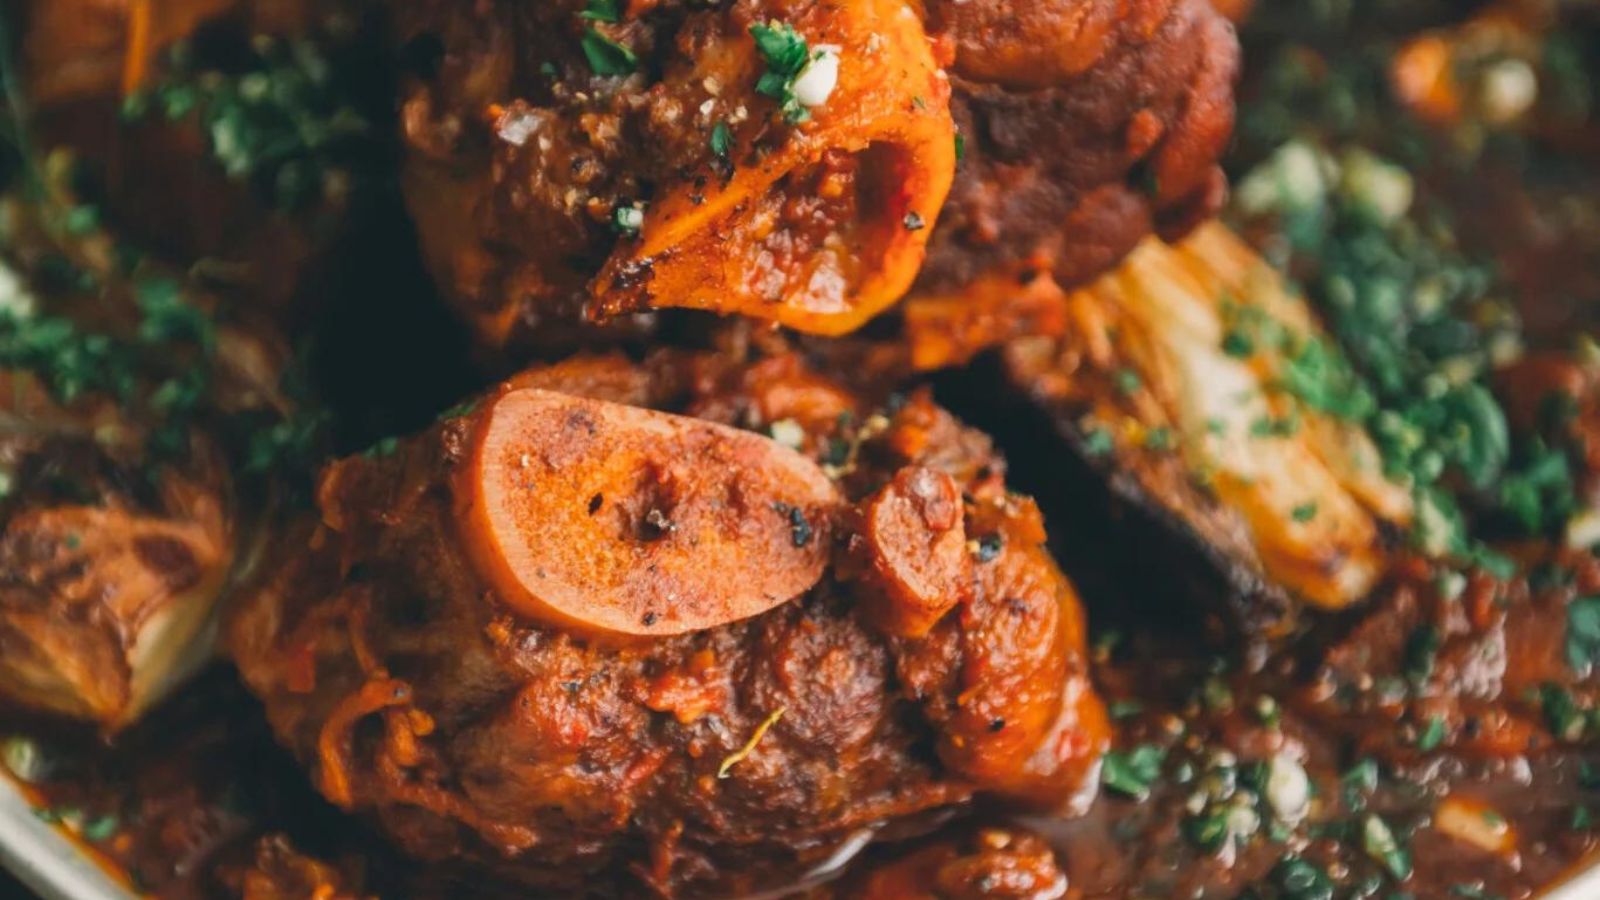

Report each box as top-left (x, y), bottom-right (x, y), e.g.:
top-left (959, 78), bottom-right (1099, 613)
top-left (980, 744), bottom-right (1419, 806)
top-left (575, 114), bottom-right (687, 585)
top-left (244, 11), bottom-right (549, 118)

top-left (1272, 857), bottom-right (1335, 900)
top-left (1342, 757), bottom-right (1379, 811)
top-left (1, 737), bottom-right (43, 783)
top-left (1416, 715), bottom-right (1447, 752)
top-left (1081, 427), bottom-right (1114, 457)
top-left (80, 815), bottom-right (119, 842)
top-left (1291, 501), bottom-right (1318, 523)
top-left (1101, 744), bottom-right (1165, 800)
top-left (710, 121), bottom-right (732, 160)
top-left (1566, 596), bottom-right (1600, 674)
top-left (363, 436), bottom-right (400, 459)
top-left (1222, 329), bottom-right (1255, 358)
top-left (750, 21), bottom-right (813, 123)
top-left (613, 204), bottom-right (646, 235)
top-left (135, 278), bottom-right (215, 353)
top-left (1108, 699), bottom-right (1144, 720)
top-left (1362, 814), bottom-right (1413, 881)
top-left (1572, 805), bottom-right (1592, 831)
top-left (1403, 624), bottom-right (1441, 686)
top-left (1144, 427), bottom-right (1174, 451)
top-left (579, 0), bottom-right (621, 23)
top-left (581, 28), bottom-right (638, 76)
top-left (1539, 682), bottom-right (1584, 741)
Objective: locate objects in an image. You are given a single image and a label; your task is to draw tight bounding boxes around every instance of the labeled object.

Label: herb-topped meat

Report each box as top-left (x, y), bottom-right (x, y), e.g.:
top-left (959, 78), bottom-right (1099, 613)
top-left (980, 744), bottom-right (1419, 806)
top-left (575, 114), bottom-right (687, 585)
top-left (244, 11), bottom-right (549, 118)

top-left (391, 0), bottom-right (1239, 357)
top-left (227, 350), bottom-right (1108, 896)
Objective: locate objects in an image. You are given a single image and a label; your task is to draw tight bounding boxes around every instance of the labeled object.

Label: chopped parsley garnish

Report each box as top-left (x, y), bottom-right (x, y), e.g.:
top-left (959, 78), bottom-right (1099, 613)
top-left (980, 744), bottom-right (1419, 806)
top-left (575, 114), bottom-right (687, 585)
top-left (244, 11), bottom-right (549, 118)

top-left (1402, 624), bottom-right (1440, 685)
top-left (1082, 427), bottom-right (1114, 457)
top-left (1416, 715), bottom-right (1447, 752)
top-left (1566, 596), bottom-right (1600, 675)
top-left (612, 204), bottom-right (645, 235)
top-left (1291, 501), bottom-right (1318, 523)
top-left (749, 21), bottom-right (815, 123)
top-left (579, 0), bottom-right (621, 23)
top-left (1573, 805), bottom-right (1593, 831)
top-left (80, 815), bottom-right (119, 842)
top-left (1540, 683), bottom-right (1584, 741)
top-left (0, 311), bottom-right (135, 403)
top-left (1101, 744), bottom-right (1165, 800)
top-left (1144, 427), bottom-right (1174, 451)
top-left (62, 205), bottom-right (99, 236)
top-left (1272, 857), bottom-right (1335, 900)
top-left (123, 37), bottom-right (377, 211)
top-left (954, 132), bottom-right (965, 163)
top-left (1362, 814), bottom-right (1413, 881)
top-left (135, 278), bottom-right (215, 353)
top-left (1498, 441), bottom-right (1574, 534)
top-left (1342, 757), bottom-right (1379, 810)
top-left (1108, 699), bottom-right (1144, 720)
top-left (581, 28), bottom-right (638, 76)
top-left (710, 121), bottom-right (732, 160)
top-left (362, 436), bottom-right (400, 459)
top-left (1113, 368), bottom-right (1142, 395)
top-left (1184, 809), bottom-right (1232, 853)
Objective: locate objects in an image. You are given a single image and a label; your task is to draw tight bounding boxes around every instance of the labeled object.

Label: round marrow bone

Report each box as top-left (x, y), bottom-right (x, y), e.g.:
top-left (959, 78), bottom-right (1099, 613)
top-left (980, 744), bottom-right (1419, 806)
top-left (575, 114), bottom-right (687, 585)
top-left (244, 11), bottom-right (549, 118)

top-left (591, 0), bottom-right (957, 335)
top-left (455, 387), bottom-right (842, 637)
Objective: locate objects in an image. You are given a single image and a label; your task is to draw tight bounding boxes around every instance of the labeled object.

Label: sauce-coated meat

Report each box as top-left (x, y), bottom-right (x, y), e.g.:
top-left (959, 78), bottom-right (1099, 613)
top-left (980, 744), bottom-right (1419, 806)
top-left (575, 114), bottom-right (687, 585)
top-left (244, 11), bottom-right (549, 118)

top-left (227, 351), bottom-right (1108, 896)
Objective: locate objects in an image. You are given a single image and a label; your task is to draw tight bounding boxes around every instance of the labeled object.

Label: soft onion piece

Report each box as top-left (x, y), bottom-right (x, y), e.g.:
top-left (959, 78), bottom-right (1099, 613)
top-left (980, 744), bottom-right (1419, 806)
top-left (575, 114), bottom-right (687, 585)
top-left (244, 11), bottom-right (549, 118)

top-left (1006, 222), bottom-right (1412, 618)
top-left (0, 373), bottom-right (237, 730)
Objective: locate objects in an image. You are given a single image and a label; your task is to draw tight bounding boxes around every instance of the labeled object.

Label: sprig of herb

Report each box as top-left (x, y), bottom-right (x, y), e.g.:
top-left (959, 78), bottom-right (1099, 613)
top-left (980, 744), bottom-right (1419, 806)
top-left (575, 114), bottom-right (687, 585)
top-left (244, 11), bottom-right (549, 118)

top-left (581, 28), bottom-right (638, 76)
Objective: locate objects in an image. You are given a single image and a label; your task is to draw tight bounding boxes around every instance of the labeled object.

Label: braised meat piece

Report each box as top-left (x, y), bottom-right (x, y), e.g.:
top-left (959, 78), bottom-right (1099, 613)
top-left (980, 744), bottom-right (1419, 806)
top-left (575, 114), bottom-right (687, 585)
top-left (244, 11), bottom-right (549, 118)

top-left (392, 0), bottom-right (1237, 354)
top-left (228, 351), bottom-right (1108, 896)
top-left (910, 0), bottom-right (1238, 294)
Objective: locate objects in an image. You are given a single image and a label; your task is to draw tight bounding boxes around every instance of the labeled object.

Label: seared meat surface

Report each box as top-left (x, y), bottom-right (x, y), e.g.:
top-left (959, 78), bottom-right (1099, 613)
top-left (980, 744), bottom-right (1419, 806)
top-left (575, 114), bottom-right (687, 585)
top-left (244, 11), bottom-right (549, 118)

top-left (912, 0), bottom-right (1239, 296)
top-left (393, 0), bottom-right (1238, 355)
top-left (228, 351), bottom-right (1108, 896)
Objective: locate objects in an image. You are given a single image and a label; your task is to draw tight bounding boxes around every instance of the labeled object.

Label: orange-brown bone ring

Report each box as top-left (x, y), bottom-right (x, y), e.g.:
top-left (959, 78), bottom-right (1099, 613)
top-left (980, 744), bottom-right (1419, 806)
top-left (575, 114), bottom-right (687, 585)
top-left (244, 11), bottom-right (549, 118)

top-left (591, 0), bottom-right (956, 336)
top-left (455, 387), bottom-right (842, 637)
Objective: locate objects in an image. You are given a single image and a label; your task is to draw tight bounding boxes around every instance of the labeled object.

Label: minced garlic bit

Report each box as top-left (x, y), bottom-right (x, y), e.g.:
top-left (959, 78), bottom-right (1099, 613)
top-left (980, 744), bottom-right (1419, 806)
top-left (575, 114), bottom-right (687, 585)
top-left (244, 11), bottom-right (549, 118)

top-left (791, 45), bottom-right (840, 110)
top-left (613, 204), bottom-right (646, 235)
top-left (768, 418), bottom-right (805, 450)
top-left (1264, 753), bottom-right (1310, 826)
